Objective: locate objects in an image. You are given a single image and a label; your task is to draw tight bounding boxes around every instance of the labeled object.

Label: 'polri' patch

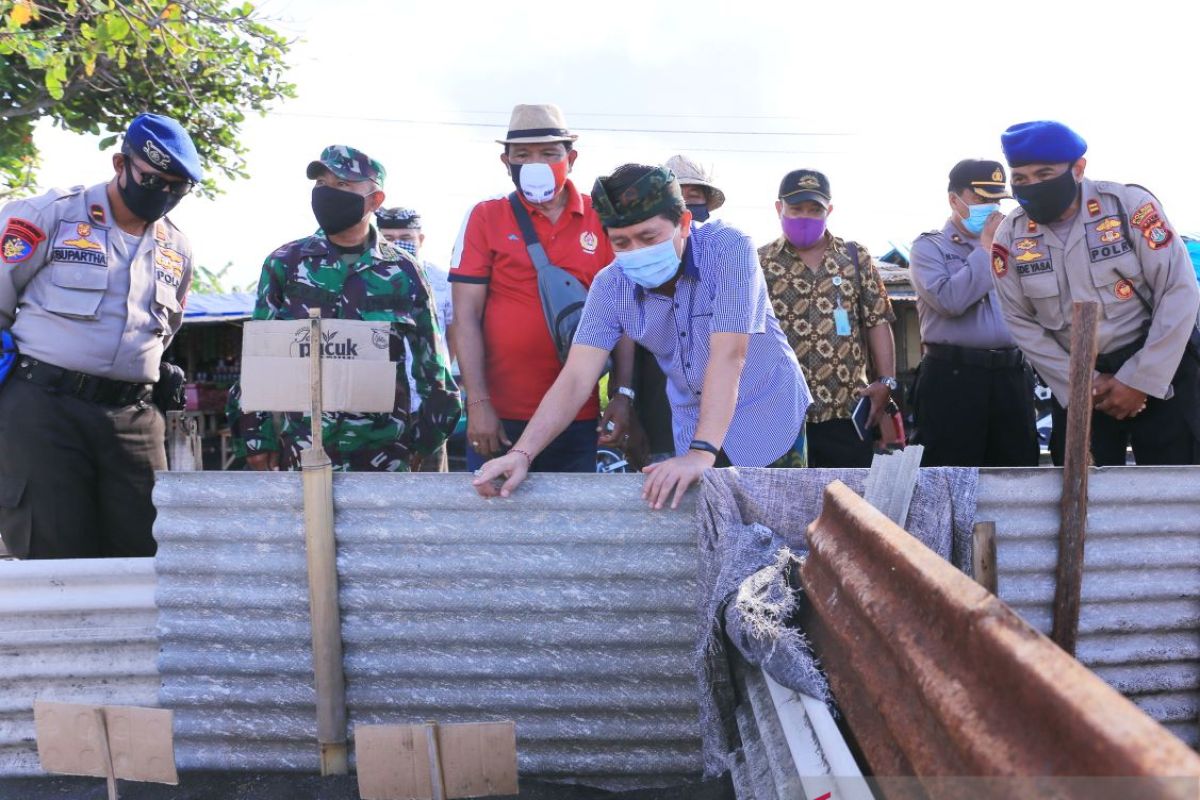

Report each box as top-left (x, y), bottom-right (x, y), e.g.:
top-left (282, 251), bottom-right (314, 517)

top-left (1, 218), bottom-right (46, 264)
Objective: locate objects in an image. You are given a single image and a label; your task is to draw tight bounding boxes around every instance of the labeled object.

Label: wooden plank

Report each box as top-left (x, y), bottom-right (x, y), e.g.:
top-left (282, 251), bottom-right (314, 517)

top-left (1052, 301), bottom-right (1100, 655)
top-left (425, 722), bottom-right (446, 800)
top-left (94, 709), bottom-right (118, 800)
top-left (972, 522), bottom-right (998, 595)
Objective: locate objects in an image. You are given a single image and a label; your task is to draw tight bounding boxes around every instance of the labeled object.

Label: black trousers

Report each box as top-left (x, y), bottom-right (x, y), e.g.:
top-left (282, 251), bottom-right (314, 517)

top-left (633, 345), bottom-right (674, 457)
top-left (807, 418), bottom-right (874, 468)
top-left (0, 378), bottom-right (166, 559)
top-left (465, 418), bottom-right (598, 473)
top-left (913, 356), bottom-right (1040, 467)
top-left (1049, 358), bottom-right (1199, 466)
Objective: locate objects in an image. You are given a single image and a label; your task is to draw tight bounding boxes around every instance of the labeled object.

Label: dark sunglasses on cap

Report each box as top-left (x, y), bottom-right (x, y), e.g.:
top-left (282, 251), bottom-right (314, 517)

top-left (126, 155), bottom-right (195, 198)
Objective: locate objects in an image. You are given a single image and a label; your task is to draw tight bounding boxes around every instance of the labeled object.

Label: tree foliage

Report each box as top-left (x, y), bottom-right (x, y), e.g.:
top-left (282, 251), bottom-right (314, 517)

top-left (191, 260), bottom-right (255, 294)
top-left (0, 0), bottom-right (296, 197)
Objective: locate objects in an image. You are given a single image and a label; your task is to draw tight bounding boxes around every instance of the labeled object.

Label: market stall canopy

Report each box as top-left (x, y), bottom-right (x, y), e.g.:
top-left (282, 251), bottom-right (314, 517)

top-left (183, 292), bottom-right (255, 324)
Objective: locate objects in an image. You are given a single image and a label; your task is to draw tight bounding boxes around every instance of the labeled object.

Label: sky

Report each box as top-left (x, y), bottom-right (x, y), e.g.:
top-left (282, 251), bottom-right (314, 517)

top-left (24, 0), bottom-right (1200, 291)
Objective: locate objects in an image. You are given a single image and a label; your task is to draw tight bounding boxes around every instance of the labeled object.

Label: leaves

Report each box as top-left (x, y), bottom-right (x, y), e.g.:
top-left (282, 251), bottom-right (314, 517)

top-left (0, 0), bottom-right (297, 198)
top-left (9, 0), bottom-right (32, 26)
top-left (191, 261), bottom-right (240, 294)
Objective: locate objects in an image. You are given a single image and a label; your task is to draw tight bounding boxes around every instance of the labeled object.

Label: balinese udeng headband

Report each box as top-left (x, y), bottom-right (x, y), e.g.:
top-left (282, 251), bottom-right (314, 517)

top-left (591, 166), bottom-right (685, 229)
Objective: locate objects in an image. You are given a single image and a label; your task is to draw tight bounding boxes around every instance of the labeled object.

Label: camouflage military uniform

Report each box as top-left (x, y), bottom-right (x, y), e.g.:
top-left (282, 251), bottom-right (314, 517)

top-left (228, 145), bottom-right (460, 471)
top-left (228, 230), bottom-right (460, 471)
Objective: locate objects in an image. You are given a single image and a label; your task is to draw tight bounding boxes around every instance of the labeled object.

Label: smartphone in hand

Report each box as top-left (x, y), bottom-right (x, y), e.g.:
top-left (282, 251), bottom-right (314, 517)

top-left (851, 394), bottom-right (872, 441)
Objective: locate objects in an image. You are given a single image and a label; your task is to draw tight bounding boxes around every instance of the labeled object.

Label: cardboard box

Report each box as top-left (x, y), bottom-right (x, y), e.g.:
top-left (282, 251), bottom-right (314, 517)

top-left (238, 319), bottom-right (397, 413)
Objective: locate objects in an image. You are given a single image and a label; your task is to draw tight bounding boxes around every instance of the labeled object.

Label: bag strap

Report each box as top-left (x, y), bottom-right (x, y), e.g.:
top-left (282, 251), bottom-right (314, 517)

top-left (846, 242), bottom-right (873, 372)
top-left (507, 192), bottom-right (553, 275)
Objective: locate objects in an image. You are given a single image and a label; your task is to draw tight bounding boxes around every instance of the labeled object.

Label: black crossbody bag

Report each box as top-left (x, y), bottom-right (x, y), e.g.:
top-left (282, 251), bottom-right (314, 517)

top-left (507, 193), bottom-right (590, 363)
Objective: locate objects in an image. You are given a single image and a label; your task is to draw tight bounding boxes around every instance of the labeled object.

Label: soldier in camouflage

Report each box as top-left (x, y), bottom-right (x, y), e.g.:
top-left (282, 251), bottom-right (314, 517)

top-left (228, 145), bottom-right (461, 471)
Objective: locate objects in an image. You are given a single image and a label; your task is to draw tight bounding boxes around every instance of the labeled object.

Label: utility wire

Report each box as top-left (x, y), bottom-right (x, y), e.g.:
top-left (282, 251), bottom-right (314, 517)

top-left (271, 110), bottom-right (847, 137)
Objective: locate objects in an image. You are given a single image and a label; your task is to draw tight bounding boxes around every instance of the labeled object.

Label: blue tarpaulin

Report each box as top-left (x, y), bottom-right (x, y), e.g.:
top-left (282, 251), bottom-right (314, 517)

top-left (1186, 236), bottom-right (1200, 283)
top-left (183, 291), bottom-right (255, 324)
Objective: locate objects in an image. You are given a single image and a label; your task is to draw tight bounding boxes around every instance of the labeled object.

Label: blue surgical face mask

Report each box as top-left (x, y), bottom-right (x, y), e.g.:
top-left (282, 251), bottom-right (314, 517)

top-left (614, 231), bottom-right (682, 288)
top-left (962, 202), bottom-right (999, 235)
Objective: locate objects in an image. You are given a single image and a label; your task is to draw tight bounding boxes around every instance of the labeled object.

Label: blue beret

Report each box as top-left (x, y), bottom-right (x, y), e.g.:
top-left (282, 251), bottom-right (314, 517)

top-left (1001, 121), bottom-right (1087, 168)
top-left (124, 113), bottom-right (203, 183)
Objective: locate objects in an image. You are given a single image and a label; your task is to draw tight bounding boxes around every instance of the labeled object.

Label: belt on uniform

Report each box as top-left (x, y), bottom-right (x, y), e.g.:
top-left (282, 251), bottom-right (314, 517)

top-left (924, 343), bottom-right (1025, 369)
top-left (13, 357), bottom-right (153, 407)
top-left (1094, 337), bottom-right (1146, 375)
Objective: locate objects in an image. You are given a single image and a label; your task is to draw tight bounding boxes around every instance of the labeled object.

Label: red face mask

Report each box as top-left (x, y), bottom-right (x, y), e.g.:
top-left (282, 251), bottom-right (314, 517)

top-left (511, 160), bottom-right (569, 203)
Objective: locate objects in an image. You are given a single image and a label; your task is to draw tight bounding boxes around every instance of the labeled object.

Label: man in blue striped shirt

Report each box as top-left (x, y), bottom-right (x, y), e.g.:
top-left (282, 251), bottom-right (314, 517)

top-left (473, 164), bottom-right (810, 509)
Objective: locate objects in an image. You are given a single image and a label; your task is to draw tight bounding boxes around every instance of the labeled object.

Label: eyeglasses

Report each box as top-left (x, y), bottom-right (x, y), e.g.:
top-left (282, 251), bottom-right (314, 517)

top-left (127, 158), bottom-right (195, 198)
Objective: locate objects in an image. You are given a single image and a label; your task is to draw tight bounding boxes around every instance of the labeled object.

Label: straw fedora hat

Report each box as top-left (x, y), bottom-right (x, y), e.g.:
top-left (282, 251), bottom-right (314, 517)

top-left (665, 154), bottom-right (725, 211)
top-left (495, 103), bottom-right (579, 145)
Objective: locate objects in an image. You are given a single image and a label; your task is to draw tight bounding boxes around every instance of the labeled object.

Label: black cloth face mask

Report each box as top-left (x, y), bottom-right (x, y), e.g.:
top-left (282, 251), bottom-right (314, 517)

top-left (120, 160), bottom-right (182, 223)
top-left (1013, 166), bottom-right (1079, 224)
top-left (312, 185), bottom-right (367, 236)
top-left (687, 203), bottom-right (710, 223)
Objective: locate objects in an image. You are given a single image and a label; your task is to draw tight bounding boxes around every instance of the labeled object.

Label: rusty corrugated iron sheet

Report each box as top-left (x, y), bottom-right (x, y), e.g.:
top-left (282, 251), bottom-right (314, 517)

top-left (801, 480), bottom-right (1200, 795)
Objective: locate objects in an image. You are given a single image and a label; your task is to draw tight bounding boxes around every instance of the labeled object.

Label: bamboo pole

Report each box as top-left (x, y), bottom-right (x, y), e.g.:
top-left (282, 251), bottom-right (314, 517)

top-left (300, 309), bottom-right (348, 774)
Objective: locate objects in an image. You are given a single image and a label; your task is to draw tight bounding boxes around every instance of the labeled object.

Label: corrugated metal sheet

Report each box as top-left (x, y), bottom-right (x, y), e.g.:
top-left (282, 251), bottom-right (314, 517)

top-left (2, 468), bottom-right (1195, 783)
top-left (0, 558), bottom-right (159, 776)
top-left (152, 472), bottom-right (703, 789)
top-left (731, 660), bottom-right (872, 800)
top-left (801, 480), bottom-right (1200, 792)
top-left (977, 466), bottom-right (1200, 747)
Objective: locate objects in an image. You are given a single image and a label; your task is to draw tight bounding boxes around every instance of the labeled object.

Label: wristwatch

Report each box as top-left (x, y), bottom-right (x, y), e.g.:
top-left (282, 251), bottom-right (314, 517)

top-left (878, 376), bottom-right (898, 392)
top-left (689, 439), bottom-right (721, 458)
top-left (615, 386), bottom-right (636, 401)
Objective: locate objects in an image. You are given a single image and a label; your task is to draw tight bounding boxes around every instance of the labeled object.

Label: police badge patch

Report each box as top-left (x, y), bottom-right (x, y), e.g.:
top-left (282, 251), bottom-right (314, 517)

top-left (1144, 223), bottom-right (1173, 250)
top-left (51, 220), bottom-right (108, 267)
top-left (1087, 216), bottom-right (1132, 263)
top-left (154, 246), bottom-right (185, 287)
top-left (1130, 200), bottom-right (1174, 250)
top-left (1, 218), bottom-right (46, 264)
top-left (143, 139), bottom-right (172, 170)
top-left (992, 244), bottom-right (1009, 277)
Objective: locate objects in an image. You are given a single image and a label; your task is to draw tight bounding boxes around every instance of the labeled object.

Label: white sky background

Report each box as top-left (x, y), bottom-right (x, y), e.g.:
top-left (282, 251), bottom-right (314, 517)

top-left (24, 0), bottom-right (1200, 289)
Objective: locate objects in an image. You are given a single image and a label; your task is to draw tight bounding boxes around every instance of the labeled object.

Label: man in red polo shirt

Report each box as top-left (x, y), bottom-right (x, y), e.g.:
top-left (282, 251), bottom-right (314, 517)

top-left (451, 103), bottom-right (632, 472)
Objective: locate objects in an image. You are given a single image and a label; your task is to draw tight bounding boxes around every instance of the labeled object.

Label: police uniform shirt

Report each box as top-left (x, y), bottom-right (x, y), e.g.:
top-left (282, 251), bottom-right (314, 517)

top-left (910, 220), bottom-right (1017, 350)
top-left (0, 182), bottom-right (192, 383)
top-left (991, 178), bottom-right (1200, 405)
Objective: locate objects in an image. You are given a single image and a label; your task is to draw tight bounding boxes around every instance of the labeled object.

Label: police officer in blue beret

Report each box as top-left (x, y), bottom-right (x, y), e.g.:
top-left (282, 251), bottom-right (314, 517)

top-left (986, 120), bottom-right (1200, 465)
top-left (0, 113), bottom-right (202, 558)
